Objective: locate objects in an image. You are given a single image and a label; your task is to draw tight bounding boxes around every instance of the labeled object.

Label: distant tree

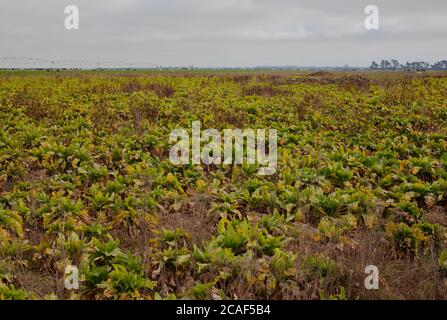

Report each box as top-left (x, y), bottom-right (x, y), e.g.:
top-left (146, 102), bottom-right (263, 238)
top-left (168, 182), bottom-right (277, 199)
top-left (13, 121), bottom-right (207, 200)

top-left (405, 61), bottom-right (421, 70)
top-left (432, 61), bottom-right (441, 69)
top-left (432, 60), bottom-right (447, 70)
top-left (421, 61), bottom-right (430, 70)
top-left (370, 61), bottom-right (379, 70)
top-left (415, 61), bottom-right (430, 70)
top-left (371, 59), bottom-right (446, 71)
top-left (380, 60), bottom-right (389, 70)
top-left (403, 61), bottom-right (430, 71)
top-left (390, 59), bottom-right (401, 70)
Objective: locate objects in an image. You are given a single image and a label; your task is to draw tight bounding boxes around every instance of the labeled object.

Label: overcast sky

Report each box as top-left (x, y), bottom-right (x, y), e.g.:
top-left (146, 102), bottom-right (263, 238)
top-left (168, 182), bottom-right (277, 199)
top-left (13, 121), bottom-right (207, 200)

top-left (0, 0), bottom-right (446, 67)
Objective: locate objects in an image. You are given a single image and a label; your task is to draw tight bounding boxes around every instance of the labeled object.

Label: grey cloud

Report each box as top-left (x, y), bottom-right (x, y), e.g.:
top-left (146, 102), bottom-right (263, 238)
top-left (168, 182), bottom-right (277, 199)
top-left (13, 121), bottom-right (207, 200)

top-left (0, 0), bottom-right (446, 67)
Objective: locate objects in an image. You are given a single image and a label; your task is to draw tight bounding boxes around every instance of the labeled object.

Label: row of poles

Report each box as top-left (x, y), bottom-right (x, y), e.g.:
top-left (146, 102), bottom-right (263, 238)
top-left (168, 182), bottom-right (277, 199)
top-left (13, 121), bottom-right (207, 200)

top-left (0, 57), bottom-right (158, 69)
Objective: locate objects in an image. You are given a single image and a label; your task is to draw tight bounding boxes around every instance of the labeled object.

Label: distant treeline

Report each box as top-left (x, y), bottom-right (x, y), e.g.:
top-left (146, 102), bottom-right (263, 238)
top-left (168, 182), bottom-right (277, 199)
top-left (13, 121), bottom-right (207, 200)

top-left (370, 59), bottom-right (447, 71)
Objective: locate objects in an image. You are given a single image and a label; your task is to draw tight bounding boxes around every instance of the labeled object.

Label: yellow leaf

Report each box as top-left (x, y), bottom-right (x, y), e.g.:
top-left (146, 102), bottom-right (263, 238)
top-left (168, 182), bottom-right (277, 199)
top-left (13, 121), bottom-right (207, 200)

top-left (411, 167), bottom-right (420, 175)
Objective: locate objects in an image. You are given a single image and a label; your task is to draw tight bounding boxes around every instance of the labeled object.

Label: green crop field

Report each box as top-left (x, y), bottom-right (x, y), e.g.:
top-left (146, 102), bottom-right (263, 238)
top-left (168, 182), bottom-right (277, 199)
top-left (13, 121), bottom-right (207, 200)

top-left (1, 70), bottom-right (447, 300)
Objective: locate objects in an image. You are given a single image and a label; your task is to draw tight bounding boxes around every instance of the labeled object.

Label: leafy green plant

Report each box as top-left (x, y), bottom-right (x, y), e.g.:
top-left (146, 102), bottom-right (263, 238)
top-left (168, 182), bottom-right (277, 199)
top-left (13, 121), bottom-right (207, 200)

top-left (318, 214), bottom-right (357, 239)
top-left (0, 210), bottom-right (23, 237)
top-left (257, 230), bottom-right (282, 256)
top-left (385, 222), bottom-right (426, 254)
top-left (102, 264), bottom-right (156, 298)
top-left (271, 249), bottom-right (295, 278)
top-left (215, 218), bottom-right (252, 254)
top-left (0, 284), bottom-right (27, 300)
top-left (438, 249), bottom-right (447, 272)
top-left (301, 255), bottom-right (339, 281)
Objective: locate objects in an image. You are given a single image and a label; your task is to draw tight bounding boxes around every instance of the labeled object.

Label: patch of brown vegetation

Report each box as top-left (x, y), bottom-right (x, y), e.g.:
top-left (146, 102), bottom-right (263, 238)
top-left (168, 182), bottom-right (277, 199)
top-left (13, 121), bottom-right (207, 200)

top-left (157, 193), bottom-right (215, 247)
top-left (228, 75), bottom-right (254, 83)
top-left (426, 206), bottom-right (447, 226)
top-left (242, 85), bottom-right (284, 97)
top-left (214, 109), bottom-right (245, 127)
top-left (14, 269), bottom-right (58, 299)
top-left (283, 74), bottom-right (373, 92)
top-left (147, 83), bottom-right (176, 98)
top-left (121, 79), bottom-right (143, 93)
top-left (283, 224), bottom-right (447, 300)
top-left (309, 71), bottom-right (334, 77)
top-left (336, 75), bottom-right (372, 92)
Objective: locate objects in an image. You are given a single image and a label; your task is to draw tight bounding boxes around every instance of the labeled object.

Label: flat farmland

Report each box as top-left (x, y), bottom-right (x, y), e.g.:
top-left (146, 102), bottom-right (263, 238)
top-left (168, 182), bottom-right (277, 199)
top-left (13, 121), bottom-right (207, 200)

top-left (1, 70), bottom-right (447, 299)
